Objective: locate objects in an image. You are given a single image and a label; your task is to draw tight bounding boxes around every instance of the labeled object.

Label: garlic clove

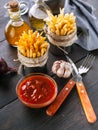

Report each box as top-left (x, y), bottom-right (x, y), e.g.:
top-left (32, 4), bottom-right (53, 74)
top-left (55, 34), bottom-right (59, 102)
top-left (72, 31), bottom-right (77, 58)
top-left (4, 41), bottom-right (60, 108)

top-left (54, 60), bottom-right (61, 65)
top-left (52, 62), bottom-right (60, 74)
top-left (63, 70), bottom-right (71, 78)
top-left (60, 61), bottom-right (66, 68)
top-left (63, 63), bottom-right (73, 78)
top-left (56, 67), bottom-right (65, 77)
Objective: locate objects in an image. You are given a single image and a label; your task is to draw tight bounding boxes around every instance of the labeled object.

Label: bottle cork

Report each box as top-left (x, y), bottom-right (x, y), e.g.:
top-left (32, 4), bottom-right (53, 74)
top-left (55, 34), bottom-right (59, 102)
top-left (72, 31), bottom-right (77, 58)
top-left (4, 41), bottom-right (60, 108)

top-left (9, 0), bottom-right (19, 12)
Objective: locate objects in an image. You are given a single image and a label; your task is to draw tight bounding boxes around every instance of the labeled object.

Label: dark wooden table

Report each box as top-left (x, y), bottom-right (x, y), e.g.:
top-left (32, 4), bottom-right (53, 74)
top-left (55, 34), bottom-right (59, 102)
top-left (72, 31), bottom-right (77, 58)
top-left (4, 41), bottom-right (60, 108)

top-left (0, 0), bottom-right (98, 130)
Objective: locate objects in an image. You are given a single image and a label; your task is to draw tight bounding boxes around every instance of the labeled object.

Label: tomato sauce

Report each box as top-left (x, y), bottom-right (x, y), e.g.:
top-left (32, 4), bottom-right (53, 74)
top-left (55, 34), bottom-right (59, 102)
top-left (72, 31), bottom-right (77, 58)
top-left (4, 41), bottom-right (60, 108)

top-left (18, 75), bottom-right (56, 104)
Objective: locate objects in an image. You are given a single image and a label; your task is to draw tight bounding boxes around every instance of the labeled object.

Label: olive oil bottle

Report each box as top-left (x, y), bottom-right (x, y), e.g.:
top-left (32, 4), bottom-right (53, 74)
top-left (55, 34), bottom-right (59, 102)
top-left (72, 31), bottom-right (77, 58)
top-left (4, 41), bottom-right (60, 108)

top-left (4, 0), bottom-right (30, 47)
top-left (28, 0), bottom-right (51, 31)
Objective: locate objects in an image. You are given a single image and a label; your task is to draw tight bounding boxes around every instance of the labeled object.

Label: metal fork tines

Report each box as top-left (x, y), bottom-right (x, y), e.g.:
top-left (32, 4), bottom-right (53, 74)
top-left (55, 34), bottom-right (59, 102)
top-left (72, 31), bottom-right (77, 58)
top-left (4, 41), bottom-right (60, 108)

top-left (78, 54), bottom-right (95, 74)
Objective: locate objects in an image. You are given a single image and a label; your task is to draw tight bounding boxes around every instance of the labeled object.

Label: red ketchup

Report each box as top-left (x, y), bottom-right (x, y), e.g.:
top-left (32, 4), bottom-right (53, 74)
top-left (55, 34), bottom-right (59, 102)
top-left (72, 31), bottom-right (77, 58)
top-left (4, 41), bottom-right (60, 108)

top-left (17, 75), bottom-right (57, 105)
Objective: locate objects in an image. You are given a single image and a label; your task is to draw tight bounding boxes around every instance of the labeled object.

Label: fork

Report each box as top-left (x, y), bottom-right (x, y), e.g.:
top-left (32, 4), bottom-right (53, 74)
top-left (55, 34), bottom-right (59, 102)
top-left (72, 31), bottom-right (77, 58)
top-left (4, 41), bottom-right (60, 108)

top-left (46, 53), bottom-right (95, 116)
top-left (78, 54), bottom-right (95, 74)
top-left (57, 46), bottom-right (95, 75)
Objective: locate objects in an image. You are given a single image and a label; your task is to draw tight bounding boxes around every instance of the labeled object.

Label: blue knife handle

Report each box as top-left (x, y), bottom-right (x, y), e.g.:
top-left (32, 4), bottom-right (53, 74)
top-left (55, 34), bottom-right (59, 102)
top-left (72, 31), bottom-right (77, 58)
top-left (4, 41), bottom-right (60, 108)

top-left (46, 79), bottom-right (75, 116)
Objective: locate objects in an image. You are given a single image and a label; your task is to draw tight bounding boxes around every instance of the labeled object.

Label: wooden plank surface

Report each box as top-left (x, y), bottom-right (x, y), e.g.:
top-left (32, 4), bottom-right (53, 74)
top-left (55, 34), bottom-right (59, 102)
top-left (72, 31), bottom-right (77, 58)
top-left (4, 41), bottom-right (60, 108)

top-left (0, 0), bottom-right (98, 130)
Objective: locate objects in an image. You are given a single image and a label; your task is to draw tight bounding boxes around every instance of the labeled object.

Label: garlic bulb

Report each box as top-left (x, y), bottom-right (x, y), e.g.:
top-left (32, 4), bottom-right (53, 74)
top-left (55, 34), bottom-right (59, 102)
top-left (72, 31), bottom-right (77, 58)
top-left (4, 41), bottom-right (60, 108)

top-left (52, 60), bottom-right (73, 78)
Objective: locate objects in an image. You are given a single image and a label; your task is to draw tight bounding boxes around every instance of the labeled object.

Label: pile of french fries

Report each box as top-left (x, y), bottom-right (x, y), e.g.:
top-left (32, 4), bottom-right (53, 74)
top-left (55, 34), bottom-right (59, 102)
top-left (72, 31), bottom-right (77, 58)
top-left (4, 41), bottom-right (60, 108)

top-left (16, 30), bottom-right (48, 58)
top-left (45, 8), bottom-right (76, 36)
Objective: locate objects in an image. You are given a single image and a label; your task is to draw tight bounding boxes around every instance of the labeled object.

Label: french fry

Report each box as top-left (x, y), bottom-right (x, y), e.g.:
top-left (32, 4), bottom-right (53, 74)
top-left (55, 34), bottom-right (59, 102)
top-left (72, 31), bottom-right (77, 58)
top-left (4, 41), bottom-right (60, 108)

top-left (29, 49), bottom-right (33, 58)
top-left (41, 48), bottom-right (46, 56)
top-left (37, 51), bottom-right (41, 57)
top-left (16, 30), bottom-right (48, 58)
top-left (40, 42), bottom-right (48, 48)
top-left (26, 49), bottom-right (30, 58)
top-left (44, 8), bottom-right (76, 36)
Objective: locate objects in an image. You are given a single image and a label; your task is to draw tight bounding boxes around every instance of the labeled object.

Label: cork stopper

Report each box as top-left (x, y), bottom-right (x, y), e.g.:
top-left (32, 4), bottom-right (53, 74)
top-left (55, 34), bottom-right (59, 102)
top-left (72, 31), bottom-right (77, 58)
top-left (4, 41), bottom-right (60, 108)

top-left (9, 0), bottom-right (19, 12)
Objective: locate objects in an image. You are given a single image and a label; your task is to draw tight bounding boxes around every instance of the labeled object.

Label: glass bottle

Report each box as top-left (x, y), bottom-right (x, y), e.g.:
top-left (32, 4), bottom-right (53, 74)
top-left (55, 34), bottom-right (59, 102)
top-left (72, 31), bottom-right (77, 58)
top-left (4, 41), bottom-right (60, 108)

top-left (28, 0), bottom-right (51, 31)
top-left (4, 0), bottom-right (30, 47)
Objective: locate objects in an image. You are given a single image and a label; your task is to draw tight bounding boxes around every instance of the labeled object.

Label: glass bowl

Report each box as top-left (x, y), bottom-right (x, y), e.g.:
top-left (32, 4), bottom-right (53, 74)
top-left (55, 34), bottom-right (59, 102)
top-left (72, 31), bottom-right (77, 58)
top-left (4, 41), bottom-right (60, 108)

top-left (16, 73), bottom-right (58, 108)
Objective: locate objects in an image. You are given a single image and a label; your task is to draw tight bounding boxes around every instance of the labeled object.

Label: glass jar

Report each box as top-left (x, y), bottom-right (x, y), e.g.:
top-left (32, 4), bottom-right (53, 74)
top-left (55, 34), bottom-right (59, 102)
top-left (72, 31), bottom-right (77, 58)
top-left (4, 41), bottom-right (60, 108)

top-left (28, 0), bottom-right (51, 31)
top-left (4, 0), bottom-right (30, 47)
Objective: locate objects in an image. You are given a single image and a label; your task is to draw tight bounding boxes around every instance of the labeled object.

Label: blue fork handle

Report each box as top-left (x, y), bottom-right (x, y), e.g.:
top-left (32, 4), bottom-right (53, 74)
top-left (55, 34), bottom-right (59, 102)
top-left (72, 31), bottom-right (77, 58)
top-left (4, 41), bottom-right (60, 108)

top-left (46, 79), bottom-right (75, 116)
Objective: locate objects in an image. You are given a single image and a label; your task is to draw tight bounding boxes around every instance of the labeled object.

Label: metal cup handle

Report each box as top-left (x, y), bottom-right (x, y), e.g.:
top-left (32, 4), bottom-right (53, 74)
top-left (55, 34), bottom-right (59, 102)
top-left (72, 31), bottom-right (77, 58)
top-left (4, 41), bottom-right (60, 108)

top-left (19, 1), bottom-right (29, 15)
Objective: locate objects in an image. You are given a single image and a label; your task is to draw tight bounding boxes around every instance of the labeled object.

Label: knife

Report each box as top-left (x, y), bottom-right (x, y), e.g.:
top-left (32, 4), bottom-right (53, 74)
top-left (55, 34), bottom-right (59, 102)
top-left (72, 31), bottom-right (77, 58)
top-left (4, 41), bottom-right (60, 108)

top-left (46, 55), bottom-right (97, 123)
top-left (46, 79), bottom-right (76, 116)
